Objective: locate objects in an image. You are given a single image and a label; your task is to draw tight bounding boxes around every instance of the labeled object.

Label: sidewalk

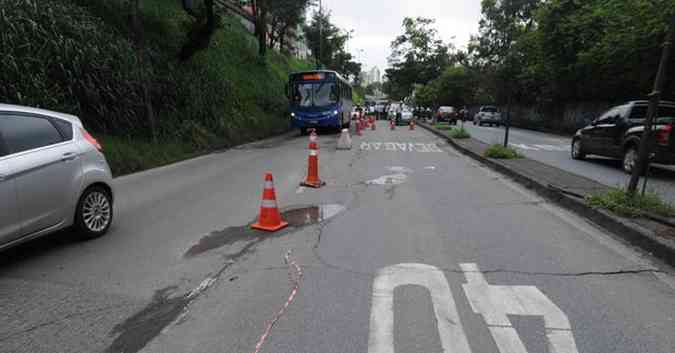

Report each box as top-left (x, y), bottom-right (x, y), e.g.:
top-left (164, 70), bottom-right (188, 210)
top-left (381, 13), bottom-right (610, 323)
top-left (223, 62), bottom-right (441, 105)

top-left (421, 122), bottom-right (675, 267)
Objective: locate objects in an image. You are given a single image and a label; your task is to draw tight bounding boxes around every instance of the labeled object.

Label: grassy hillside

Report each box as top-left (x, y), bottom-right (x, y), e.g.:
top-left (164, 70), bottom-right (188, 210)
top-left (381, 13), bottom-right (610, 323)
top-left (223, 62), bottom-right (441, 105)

top-left (1, 0), bottom-right (311, 175)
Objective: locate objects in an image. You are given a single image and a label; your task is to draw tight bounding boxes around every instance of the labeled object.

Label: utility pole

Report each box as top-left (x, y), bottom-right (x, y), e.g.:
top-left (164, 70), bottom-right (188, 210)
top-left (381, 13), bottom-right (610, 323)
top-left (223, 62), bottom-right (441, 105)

top-left (627, 15), bottom-right (674, 195)
top-left (503, 50), bottom-right (513, 148)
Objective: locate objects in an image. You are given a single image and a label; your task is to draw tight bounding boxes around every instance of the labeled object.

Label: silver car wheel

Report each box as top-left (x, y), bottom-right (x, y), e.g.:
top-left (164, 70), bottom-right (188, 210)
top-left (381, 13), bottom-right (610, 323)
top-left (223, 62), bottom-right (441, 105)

top-left (82, 191), bottom-right (111, 232)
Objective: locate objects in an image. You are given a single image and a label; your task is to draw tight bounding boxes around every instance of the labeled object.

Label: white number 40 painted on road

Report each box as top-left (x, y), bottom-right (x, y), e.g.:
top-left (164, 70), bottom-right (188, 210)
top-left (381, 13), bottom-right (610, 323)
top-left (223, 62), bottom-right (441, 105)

top-left (368, 263), bottom-right (579, 353)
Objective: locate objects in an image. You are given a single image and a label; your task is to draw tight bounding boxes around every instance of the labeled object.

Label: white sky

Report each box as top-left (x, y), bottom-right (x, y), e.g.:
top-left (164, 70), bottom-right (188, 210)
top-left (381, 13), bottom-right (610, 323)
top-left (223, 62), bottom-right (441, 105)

top-left (318, 0), bottom-right (483, 72)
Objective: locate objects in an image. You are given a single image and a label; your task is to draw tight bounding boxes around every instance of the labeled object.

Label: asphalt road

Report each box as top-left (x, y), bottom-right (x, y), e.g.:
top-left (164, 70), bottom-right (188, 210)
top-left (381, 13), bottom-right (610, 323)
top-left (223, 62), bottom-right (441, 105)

top-left (1, 121), bottom-right (674, 353)
top-left (461, 122), bottom-right (675, 203)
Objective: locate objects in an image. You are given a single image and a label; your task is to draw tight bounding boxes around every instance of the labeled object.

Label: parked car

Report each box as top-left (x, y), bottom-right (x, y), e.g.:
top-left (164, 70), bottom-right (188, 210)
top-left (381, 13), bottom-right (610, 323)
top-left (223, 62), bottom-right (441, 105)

top-left (436, 106), bottom-right (457, 124)
top-left (396, 106), bottom-right (414, 126)
top-left (474, 106), bottom-right (502, 126)
top-left (571, 100), bottom-right (675, 174)
top-left (0, 104), bottom-right (114, 251)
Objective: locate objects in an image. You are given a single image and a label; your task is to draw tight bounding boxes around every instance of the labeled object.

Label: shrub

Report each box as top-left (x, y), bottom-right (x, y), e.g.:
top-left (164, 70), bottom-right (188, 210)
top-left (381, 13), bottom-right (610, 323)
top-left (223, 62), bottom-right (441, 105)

top-left (449, 127), bottom-right (471, 139)
top-left (484, 144), bottom-right (523, 159)
top-left (587, 188), bottom-right (675, 218)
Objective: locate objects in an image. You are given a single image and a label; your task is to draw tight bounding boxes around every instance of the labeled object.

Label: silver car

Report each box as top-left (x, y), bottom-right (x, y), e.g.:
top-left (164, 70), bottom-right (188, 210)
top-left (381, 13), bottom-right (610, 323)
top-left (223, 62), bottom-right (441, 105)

top-left (0, 104), bottom-right (114, 251)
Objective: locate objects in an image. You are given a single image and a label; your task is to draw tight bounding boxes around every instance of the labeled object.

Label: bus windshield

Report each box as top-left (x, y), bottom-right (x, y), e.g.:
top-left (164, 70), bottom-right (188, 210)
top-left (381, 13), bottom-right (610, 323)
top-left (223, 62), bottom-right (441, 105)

top-left (292, 82), bottom-right (338, 108)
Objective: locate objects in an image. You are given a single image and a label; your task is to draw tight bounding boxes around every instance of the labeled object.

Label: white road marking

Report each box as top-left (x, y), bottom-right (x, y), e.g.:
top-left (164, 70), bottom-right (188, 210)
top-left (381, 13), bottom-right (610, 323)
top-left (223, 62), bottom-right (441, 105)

top-left (368, 263), bottom-right (471, 353)
top-left (296, 186), bottom-right (306, 194)
top-left (415, 143), bottom-right (432, 152)
top-left (359, 142), bottom-right (443, 152)
top-left (386, 166), bottom-right (413, 174)
top-left (427, 143), bottom-right (443, 152)
top-left (425, 166), bottom-right (437, 170)
top-left (461, 263), bottom-right (580, 353)
top-left (395, 143), bottom-right (408, 151)
top-left (366, 174), bottom-right (408, 185)
top-left (509, 143), bottom-right (539, 151)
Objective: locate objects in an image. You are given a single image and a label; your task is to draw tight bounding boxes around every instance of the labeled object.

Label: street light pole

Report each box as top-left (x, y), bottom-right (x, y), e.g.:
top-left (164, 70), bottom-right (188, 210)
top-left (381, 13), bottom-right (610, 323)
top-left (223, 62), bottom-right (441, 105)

top-left (627, 15), bottom-right (674, 195)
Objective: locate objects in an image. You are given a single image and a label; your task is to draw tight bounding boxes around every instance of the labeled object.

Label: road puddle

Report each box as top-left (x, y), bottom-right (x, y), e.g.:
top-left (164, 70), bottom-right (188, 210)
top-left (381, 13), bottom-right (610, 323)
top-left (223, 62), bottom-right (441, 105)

top-left (184, 204), bottom-right (346, 258)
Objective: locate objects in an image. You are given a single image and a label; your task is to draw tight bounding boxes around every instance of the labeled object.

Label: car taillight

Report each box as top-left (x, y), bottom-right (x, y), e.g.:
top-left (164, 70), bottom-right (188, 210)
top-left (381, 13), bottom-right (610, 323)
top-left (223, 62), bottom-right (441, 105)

top-left (81, 128), bottom-right (103, 151)
top-left (655, 124), bottom-right (672, 146)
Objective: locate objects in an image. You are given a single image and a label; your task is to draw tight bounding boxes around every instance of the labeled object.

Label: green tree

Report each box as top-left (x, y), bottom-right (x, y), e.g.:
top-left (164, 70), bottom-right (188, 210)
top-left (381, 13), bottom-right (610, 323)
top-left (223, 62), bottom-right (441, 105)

top-left (268, 0), bottom-right (313, 51)
top-left (385, 17), bottom-right (452, 101)
top-left (303, 11), bottom-right (362, 80)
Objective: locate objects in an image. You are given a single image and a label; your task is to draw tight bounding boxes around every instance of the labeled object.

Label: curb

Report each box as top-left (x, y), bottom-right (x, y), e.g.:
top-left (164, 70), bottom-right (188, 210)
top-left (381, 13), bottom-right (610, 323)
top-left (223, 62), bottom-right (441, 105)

top-left (420, 122), bottom-right (675, 267)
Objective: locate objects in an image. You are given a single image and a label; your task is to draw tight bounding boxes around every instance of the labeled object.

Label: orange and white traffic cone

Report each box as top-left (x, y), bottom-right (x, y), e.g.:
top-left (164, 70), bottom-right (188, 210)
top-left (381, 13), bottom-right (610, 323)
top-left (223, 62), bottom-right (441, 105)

top-left (301, 142), bottom-right (325, 188)
top-left (390, 119), bottom-right (395, 130)
top-left (309, 129), bottom-right (318, 143)
top-left (251, 173), bottom-right (288, 232)
top-left (409, 120), bottom-right (415, 130)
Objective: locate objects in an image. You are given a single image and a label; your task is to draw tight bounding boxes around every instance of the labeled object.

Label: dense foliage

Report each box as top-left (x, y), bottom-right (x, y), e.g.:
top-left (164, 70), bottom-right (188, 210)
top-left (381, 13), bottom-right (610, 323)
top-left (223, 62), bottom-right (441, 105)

top-left (303, 10), bottom-right (362, 81)
top-left (0, 0), bottom-right (310, 143)
top-left (387, 1), bottom-right (675, 130)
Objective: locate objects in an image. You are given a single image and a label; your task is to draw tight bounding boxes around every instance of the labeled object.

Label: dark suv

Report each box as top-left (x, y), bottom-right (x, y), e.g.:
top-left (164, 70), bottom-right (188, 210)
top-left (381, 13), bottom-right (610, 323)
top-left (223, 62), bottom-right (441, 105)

top-left (571, 101), bottom-right (675, 173)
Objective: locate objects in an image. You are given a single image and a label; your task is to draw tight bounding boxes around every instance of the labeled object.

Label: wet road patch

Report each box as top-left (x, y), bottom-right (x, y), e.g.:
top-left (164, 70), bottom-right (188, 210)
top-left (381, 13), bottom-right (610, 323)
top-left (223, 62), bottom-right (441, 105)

top-left (184, 204), bottom-right (346, 258)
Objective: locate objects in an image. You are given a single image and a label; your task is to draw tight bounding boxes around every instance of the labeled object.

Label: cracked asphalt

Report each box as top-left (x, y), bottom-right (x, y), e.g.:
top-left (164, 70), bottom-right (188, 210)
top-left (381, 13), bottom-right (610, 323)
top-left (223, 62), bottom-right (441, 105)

top-left (1, 121), bottom-right (674, 353)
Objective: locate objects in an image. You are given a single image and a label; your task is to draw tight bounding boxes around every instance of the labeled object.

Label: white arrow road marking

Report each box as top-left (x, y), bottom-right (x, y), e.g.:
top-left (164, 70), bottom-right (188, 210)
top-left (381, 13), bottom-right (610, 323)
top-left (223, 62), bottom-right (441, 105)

top-left (461, 263), bottom-right (579, 353)
top-left (368, 263), bottom-right (472, 353)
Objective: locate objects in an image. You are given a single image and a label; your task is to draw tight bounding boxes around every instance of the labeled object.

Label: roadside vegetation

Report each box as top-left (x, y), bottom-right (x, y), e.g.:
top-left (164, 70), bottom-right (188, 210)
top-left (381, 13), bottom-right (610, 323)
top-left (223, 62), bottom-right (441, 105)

top-left (434, 124), bottom-right (453, 130)
top-left (587, 188), bottom-right (675, 218)
top-left (448, 127), bottom-right (471, 139)
top-left (384, 1), bottom-right (674, 132)
top-left (0, 0), bottom-right (361, 176)
top-left (484, 144), bottom-right (523, 159)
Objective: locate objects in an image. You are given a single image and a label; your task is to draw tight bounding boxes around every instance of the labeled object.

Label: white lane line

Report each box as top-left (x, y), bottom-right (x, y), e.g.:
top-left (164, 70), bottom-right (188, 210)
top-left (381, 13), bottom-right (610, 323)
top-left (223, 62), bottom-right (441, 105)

top-left (368, 263), bottom-right (471, 353)
top-left (509, 143), bottom-right (540, 151)
top-left (461, 263), bottom-right (580, 353)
